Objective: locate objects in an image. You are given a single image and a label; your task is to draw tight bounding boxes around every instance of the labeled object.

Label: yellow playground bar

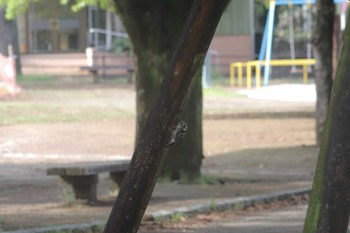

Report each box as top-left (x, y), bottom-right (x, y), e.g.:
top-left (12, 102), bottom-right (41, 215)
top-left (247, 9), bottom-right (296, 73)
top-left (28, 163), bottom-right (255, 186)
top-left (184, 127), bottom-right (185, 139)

top-left (230, 59), bottom-right (316, 89)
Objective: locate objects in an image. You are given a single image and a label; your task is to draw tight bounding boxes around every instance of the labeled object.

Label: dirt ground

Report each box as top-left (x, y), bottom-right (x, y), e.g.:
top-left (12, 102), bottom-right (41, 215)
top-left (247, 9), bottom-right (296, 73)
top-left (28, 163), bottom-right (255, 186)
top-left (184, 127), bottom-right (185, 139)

top-left (0, 81), bottom-right (317, 231)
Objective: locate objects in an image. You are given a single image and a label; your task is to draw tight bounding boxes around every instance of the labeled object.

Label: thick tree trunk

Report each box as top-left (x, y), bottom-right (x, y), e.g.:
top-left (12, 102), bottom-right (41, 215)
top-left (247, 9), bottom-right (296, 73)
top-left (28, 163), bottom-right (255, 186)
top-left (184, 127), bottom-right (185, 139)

top-left (303, 11), bottom-right (350, 233)
top-left (312, 0), bottom-right (334, 146)
top-left (103, 1), bottom-right (229, 232)
top-left (162, 74), bottom-right (203, 180)
top-left (114, 0), bottom-right (202, 181)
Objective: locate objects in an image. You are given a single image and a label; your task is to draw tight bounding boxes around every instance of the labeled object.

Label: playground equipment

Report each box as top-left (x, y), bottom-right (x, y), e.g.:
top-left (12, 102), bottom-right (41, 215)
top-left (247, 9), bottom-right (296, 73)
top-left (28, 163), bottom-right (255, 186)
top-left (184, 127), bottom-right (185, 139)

top-left (230, 58), bottom-right (315, 88)
top-left (230, 0), bottom-right (348, 89)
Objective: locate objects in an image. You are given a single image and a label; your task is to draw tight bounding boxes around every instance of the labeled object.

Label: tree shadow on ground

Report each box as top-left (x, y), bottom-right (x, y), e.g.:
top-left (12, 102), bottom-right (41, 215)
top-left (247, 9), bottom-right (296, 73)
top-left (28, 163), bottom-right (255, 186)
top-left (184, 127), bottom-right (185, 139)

top-left (148, 145), bottom-right (318, 205)
top-left (203, 144), bottom-right (318, 182)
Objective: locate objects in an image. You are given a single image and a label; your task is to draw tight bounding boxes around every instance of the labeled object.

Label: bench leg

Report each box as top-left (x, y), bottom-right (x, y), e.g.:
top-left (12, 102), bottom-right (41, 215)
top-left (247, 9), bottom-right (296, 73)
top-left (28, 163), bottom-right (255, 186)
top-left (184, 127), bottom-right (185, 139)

top-left (110, 171), bottom-right (127, 188)
top-left (61, 175), bottom-right (98, 201)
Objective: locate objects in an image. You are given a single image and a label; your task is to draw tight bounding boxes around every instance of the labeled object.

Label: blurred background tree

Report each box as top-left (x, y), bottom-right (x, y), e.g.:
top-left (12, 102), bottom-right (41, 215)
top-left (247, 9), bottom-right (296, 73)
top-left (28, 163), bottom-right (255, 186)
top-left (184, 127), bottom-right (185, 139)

top-left (0, 0), bottom-right (203, 182)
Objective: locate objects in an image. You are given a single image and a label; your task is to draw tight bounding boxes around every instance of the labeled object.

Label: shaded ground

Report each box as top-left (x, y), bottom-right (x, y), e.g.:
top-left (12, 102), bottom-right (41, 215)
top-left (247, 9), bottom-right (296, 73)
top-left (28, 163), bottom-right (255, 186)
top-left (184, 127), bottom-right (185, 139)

top-left (0, 80), bottom-right (317, 231)
top-left (140, 196), bottom-right (309, 233)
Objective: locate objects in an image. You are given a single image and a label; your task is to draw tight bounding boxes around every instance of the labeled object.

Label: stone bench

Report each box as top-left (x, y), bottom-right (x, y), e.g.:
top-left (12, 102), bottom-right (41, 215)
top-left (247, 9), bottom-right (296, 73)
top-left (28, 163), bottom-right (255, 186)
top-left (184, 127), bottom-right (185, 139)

top-left (47, 160), bottom-right (130, 201)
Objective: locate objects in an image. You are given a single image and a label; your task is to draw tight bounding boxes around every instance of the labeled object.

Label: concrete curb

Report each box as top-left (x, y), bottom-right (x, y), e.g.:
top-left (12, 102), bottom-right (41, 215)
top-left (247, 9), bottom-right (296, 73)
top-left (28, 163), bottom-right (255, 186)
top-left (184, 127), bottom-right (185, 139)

top-left (3, 188), bottom-right (310, 233)
top-left (2, 221), bottom-right (105, 233)
top-left (148, 187), bottom-right (310, 219)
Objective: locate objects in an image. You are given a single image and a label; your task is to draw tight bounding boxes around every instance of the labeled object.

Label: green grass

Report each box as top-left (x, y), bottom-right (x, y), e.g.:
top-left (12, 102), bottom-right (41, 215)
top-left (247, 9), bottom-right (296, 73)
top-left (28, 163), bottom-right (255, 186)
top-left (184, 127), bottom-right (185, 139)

top-left (17, 74), bottom-right (55, 83)
top-left (0, 84), bottom-right (242, 125)
top-left (204, 70), bottom-right (245, 97)
top-left (210, 196), bottom-right (217, 210)
top-left (210, 70), bottom-right (231, 86)
top-left (0, 102), bottom-right (133, 125)
top-left (1, 73), bottom-right (245, 125)
top-left (170, 212), bottom-right (185, 223)
top-left (203, 86), bottom-right (243, 98)
top-left (0, 83), bottom-right (135, 125)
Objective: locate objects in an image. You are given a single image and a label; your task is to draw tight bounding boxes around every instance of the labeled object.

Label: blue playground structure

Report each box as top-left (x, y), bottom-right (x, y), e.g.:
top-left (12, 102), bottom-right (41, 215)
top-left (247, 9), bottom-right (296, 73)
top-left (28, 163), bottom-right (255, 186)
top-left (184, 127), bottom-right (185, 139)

top-left (260, 0), bottom-right (349, 86)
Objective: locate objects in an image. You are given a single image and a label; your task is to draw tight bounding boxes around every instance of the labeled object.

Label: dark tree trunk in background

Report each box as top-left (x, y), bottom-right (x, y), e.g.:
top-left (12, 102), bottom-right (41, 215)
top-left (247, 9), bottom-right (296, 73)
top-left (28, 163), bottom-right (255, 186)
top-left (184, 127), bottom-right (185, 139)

top-left (162, 74), bottom-right (203, 180)
top-left (103, 1), bottom-right (229, 232)
top-left (312, 0), bottom-right (334, 146)
top-left (303, 11), bottom-right (350, 233)
top-left (0, 8), bottom-right (21, 74)
top-left (113, 0), bottom-right (203, 181)
top-left (0, 9), bottom-right (12, 55)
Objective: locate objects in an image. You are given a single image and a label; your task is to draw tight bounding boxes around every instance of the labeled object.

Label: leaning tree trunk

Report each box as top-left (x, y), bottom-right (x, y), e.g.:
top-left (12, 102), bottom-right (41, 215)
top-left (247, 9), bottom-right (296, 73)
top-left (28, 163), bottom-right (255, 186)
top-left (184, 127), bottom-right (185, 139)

top-left (312, 0), bottom-right (334, 146)
top-left (103, 1), bottom-right (229, 232)
top-left (303, 10), bottom-right (350, 233)
top-left (113, 0), bottom-right (203, 181)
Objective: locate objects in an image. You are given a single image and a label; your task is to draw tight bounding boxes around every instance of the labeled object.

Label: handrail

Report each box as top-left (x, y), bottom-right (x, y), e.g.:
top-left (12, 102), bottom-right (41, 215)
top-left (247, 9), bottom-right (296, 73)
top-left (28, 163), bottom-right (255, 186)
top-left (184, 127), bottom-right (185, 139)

top-left (229, 62), bottom-right (246, 87)
top-left (230, 59), bottom-right (316, 89)
top-left (88, 28), bottom-right (128, 38)
top-left (88, 28), bottom-right (129, 50)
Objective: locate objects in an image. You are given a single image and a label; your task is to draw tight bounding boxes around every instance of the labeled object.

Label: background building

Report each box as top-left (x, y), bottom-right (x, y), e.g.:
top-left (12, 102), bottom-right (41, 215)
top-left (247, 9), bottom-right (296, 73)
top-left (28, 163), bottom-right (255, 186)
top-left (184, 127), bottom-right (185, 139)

top-left (16, 0), bottom-right (259, 77)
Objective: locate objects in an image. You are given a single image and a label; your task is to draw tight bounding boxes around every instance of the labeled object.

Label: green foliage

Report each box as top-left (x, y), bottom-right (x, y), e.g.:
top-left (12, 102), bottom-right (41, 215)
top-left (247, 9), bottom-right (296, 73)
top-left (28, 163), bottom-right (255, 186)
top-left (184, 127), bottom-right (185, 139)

top-left (170, 212), bottom-right (185, 223)
top-left (152, 215), bottom-right (166, 224)
top-left (255, 0), bottom-right (269, 9)
top-left (112, 37), bottom-right (132, 55)
top-left (0, 0), bottom-right (114, 20)
top-left (0, 0), bottom-right (35, 20)
top-left (60, 0), bottom-right (114, 12)
top-left (209, 196), bottom-right (217, 210)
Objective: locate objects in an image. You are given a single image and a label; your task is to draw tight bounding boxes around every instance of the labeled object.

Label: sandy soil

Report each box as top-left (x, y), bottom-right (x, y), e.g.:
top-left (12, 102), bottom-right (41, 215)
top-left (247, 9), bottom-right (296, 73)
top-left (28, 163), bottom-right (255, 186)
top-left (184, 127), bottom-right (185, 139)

top-left (0, 83), bottom-right (318, 231)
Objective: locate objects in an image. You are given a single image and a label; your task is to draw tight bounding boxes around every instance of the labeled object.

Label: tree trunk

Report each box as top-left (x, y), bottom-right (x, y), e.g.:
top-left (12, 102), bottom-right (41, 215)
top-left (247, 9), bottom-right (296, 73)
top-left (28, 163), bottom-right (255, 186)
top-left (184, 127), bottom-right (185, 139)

top-left (103, 1), bottom-right (229, 232)
top-left (0, 8), bottom-right (21, 74)
top-left (113, 0), bottom-right (202, 181)
top-left (303, 11), bottom-right (350, 233)
top-left (312, 0), bottom-right (334, 146)
top-left (162, 74), bottom-right (203, 181)
top-left (0, 8), bottom-right (12, 55)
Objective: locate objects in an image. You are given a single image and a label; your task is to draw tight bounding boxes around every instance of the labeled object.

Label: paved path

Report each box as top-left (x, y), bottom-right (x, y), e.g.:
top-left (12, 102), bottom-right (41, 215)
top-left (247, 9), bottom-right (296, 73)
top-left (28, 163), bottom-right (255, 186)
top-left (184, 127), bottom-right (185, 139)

top-left (201, 205), bottom-right (307, 233)
top-left (141, 205), bottom-right (307, 233)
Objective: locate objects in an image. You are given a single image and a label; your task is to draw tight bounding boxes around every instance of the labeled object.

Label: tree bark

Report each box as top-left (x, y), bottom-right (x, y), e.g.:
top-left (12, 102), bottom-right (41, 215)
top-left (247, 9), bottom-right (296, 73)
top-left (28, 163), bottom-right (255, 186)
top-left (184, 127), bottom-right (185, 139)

top-left (113, 0), bottom-right (203, 181)
top-left (103, 1), bottom-right (229, 232)
top-left (303, 11), bottom-right (350, 233)
top-left (161, 74), bottom-right (203, 181)
top-left (312, 0), bottom-right (334, 146)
